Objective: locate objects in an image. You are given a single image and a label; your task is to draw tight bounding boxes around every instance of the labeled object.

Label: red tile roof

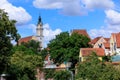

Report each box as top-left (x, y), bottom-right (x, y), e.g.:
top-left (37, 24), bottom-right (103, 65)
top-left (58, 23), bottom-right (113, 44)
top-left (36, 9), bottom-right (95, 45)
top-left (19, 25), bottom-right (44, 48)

top-left (104, 43), bottom-right (110, 49)
top-left (89, 37), bottom-right (101, 45)
top-left (104, 38), bottom-right (110, 42)
top-left (117, 43), bottom-right (120, 48)
top-left (89, 37), bottom-right (110, 45)
top-left (80, 48), bottom-right (105, 57)
top-left (18, 36), bottom-right (33, 44)
top-left (71, 29), bottom-right (90, 39)
top-left (116, 33), bottom-right (120, 48)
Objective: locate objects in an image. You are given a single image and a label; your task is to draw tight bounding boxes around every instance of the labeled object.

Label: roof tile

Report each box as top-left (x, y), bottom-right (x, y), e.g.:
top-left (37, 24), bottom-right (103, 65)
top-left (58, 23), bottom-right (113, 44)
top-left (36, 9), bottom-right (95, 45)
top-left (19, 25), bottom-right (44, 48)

top-left (89, 37), bottom-right (101, 44)
top-left (18, 36), bottom-right (33, 44)
top-left (80, 48), bottom-right (105, 57)
top-left (104, 43), bottom-right (110, 49)
top-left (71, 29), bottom-right (90, 39)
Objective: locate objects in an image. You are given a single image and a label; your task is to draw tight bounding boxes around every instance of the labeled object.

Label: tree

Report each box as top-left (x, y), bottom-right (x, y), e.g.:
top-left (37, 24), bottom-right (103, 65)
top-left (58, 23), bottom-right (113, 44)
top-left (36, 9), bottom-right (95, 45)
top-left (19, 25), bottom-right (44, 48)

top-left (44, 69), bottom-right (55, 80)
top-left (0, 9), bottom-right (20, 73)
top-left (11, 45), bottom-right (35, 55)
top-left (40, 48), bottom-right (50, 60)
top-left (53, 70), bottom-right (71, 80)
top-left (75, 52), bottom-right (120, 80)
top-left (48, 32), bottom-right (91, 71)
top-left (21, 40), bottom-right (40, 54)
top-left (9, 42), bottom-right (43, 80)
top-left (9, 51), bottom-right (43, 80)
top-left (11, 40), bottom-right (41, 56)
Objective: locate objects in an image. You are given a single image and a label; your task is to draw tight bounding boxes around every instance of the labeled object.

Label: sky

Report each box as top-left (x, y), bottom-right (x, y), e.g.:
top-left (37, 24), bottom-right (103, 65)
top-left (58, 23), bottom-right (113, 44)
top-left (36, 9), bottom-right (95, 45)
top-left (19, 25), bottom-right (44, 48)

top-left (0, 0), bottom-right (120, 47)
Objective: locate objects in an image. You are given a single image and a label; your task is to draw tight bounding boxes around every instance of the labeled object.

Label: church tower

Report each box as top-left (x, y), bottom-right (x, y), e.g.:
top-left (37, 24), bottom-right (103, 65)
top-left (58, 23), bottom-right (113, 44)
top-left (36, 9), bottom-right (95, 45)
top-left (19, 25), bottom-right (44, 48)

top-left (36, 16), bottom-right (44, 50)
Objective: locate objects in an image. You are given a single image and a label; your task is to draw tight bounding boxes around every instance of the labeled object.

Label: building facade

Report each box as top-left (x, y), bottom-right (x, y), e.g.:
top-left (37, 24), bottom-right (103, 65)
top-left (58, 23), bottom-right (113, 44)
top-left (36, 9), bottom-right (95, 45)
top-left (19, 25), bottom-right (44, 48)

top-left (79, 48), bottom-right (105, 62)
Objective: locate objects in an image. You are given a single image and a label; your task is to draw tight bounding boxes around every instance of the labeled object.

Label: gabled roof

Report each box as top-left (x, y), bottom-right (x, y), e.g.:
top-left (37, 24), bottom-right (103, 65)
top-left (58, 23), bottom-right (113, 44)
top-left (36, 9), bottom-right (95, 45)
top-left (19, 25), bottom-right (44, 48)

top-left (80, 48), bottom-right (105, 57)
top-left (111, 32), bottom-right (120, 48)
top-left (18, 36), bottom-right (33, 44)
top-left (71, 29), bottom-right (90, 39)
top-left (89, 37), bottom-right (110, 45)
top-left (89, 37), bottom-right (110, 48)
top-left (89, 37), bottom-right (102, 45)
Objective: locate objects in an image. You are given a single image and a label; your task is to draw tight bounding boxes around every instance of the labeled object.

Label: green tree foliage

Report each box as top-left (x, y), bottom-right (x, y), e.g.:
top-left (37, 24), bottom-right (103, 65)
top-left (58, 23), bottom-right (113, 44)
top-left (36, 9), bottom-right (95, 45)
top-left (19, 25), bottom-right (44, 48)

top-left (48, 32), bottom-right (90, 69)
top-left (44, 69), bottom-right (71, 80)
top-left (53, 70), bottom-right (71, 80)
top-left (102, 55), bottom-right (112, 62)
top-left (11, 45), bottom-right (35, 55)
top-left (44, 69), bottom-right (55, 80)
top-left (9, 41), bottom-right (43, 80)
top-left (76, 52), bottom-right (120, 80)
top-left (40, 48), bottom-right (50, 60)
top-left (11, 40), bottom-right (40, 55)
top-left (9, 51), bottom-right (43, 80)
top-left (21, 40), bottom-right (40, 54)
top-left (0, 9), bottom-right (20, 73)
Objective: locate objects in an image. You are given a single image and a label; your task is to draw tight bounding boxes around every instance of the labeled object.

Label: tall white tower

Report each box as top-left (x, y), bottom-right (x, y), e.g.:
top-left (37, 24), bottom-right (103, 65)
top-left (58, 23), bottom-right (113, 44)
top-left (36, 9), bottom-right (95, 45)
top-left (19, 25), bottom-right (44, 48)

top-left (36, 16), bottom-right (44, 50)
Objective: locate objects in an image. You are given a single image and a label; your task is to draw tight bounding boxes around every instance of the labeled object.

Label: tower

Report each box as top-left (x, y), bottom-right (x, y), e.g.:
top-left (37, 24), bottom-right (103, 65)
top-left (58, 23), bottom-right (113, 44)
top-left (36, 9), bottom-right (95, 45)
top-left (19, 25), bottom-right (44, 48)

top-left (36, 16), bottom-right (44, 50)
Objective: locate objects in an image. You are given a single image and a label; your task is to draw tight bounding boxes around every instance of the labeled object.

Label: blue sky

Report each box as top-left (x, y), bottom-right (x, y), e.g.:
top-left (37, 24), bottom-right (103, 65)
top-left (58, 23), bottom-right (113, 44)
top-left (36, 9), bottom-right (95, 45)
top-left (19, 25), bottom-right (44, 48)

top-left (0, 0), bottom-right (120, 47)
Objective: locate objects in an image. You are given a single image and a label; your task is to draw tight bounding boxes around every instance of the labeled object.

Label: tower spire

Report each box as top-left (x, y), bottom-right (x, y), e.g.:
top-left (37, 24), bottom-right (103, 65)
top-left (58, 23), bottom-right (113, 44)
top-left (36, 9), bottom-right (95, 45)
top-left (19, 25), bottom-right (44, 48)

top-left (37, 15), bottom-right (42, 25)
top-left (36, 15), bottom-right (44, 50)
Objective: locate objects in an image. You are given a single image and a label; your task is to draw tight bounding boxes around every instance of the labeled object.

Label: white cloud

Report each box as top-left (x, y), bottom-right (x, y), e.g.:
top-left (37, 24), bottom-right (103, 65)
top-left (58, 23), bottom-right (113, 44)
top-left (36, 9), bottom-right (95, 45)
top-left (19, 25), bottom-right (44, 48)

top-left (89, 10), bottom-right (120, 38)
top-left (82, 0), bottom-right (115, 10)
top-left (26, 23), bottom-right (62, 47)
top-left (28, 24), bottom-right (36, 34)
top-left (61, 0), bottom-right (86, 16)
top-left (33, 0), bottom-right (115, 16)
top-left (89, 27), bottom-right (113, 38)
top-left (27, 23), bottom-right (62, 41)
top-left (105, 9), bottom-right (120, 25)
top-left (33, 0), bottom-right (86, 16)
top-left (0, 0), bottom-right (32, 25)
top-left (89, 25), bottom-right (120, 38)
top-left (33, 0), bottom-right (63, 9)
top-left (43, 23), bottom-right (62, 47)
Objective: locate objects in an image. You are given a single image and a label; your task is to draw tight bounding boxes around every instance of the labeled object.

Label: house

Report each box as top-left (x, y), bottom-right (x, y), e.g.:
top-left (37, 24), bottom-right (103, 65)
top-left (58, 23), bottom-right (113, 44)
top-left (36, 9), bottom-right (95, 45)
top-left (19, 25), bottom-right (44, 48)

top-left (42, 54), bottom-right (72, 80)
top-left (44, 54), bottom-right (71, 69)
top-left (103, 42), bottom-right (110, 55)
top-left (18, 36), bottom-right (38, 45)
top-left (110, 32), bottom-right (120, 55)
top-left (79, 48), bottom-right (105, 62)
top-left (44, 54), bottom-right (57, 69)
top-left (89, 37), bottom-right (110, 55)
top-left (55, 62), bottom-right (72, 71)
top-left (89, 37), bottom-right (110, 48)
top-left (109, 32), bottom-right (120, 61)
top-left (35, 54), bottom-right (57, 80)
top-left (89, 37), bottom-right (102, 47)
top-left (70, 29), bottom-right (91, 39)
